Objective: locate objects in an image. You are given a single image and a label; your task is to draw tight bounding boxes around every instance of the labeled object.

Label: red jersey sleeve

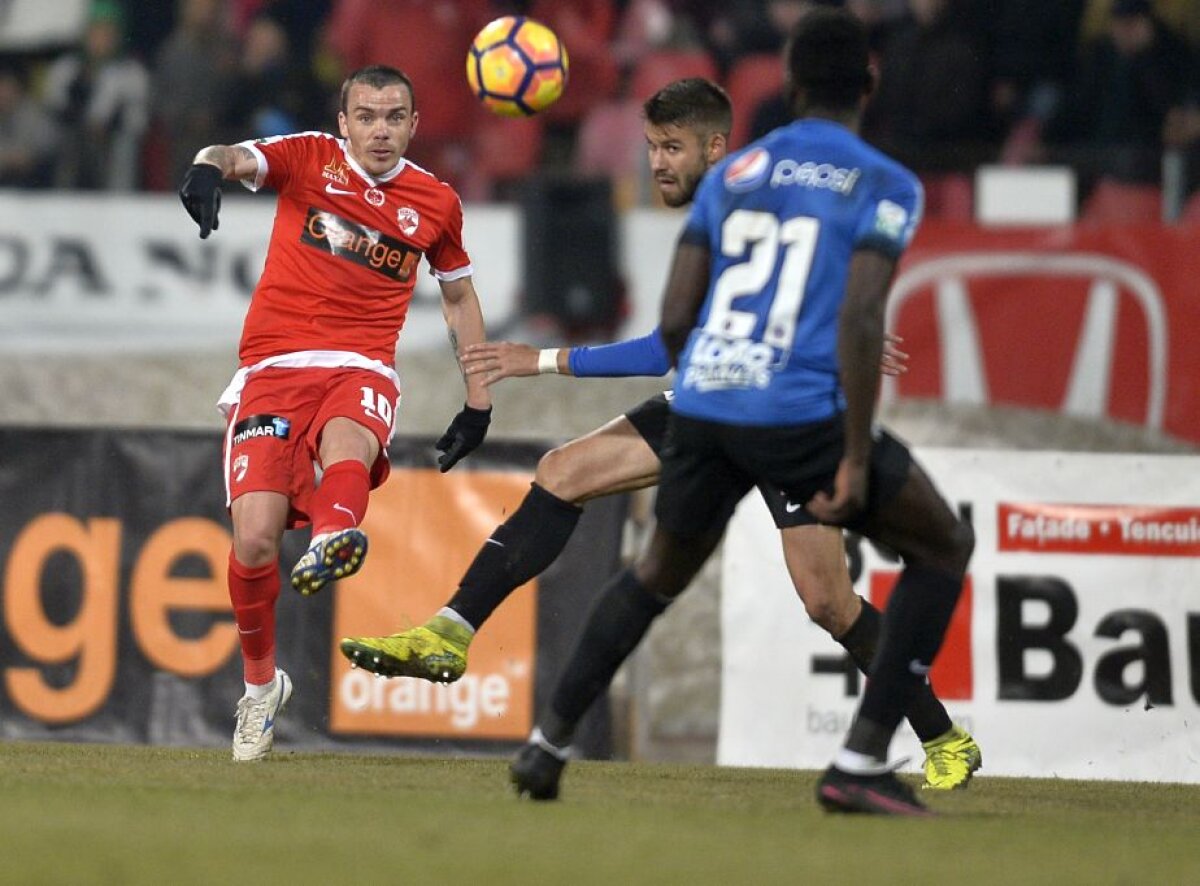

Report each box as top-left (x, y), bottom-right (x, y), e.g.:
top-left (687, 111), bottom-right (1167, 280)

top-left (425, 191), bottom-right (472, 281)
top-left (238, 132), bottom-right (322, 195)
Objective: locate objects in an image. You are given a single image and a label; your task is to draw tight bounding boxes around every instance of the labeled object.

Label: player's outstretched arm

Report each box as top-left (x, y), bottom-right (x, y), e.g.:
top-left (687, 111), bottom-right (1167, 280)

top-left (460, 329), bottom-right (671, 386)
top-left (179, 145), bottom-right (260, 239)
top-left (460, 341), bottom-right (565, 383)
top-left (436, 276), bottom-right (493, 472)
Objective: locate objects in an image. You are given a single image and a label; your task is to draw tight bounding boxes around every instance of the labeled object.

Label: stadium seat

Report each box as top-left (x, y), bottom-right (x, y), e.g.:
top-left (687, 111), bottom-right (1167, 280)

top-left (919, 173), bottom-right (974, 222)
top-left (725, 53), bottom-right (785, 149)
top-left (629, 49), bottom-right (719, 106)
top-left (575, 99), bottom-right (647, 207)
top-left (1080, 178), bottom-right (1163, 224)
top-left (462, 116), bottom-right (545, 199)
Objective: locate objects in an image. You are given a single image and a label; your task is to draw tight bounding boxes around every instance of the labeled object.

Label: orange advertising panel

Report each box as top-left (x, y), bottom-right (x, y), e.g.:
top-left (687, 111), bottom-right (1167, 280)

top-left (328, 467), bottom-right (536, 740)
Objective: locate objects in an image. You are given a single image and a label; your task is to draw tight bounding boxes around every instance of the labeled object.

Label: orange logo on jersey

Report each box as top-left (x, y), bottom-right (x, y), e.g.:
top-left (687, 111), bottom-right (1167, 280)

top-left (322, 159), bottom-right (350, 185)
top-left (301, 208), bottom-right (420, 281)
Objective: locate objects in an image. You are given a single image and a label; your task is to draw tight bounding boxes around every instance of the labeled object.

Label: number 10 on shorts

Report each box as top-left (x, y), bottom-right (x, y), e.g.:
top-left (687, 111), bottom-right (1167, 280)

top-left (360, 386), bottom-right (395, 429)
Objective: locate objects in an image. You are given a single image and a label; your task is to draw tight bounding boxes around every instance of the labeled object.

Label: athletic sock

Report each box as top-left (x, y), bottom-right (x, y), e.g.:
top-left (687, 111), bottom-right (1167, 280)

top-left (228, 552), bottom-right (281, 686)
top-left (244, 676), bottom-right (276, 700)
top-left (847, 564), bottom-right (964, 760)
top-left (446, 482), bottom-right (582, 630)
top-left (837, 596), bottom-right (952, 743)
top-left (539, 568), bottom-right (669, 747)
top-left (309, 459), bottom-right (370, 536)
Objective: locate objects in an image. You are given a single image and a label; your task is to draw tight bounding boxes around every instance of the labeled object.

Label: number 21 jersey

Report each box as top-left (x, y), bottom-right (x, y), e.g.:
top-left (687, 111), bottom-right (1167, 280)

top-left (672, 118), bottom-right (922, 427)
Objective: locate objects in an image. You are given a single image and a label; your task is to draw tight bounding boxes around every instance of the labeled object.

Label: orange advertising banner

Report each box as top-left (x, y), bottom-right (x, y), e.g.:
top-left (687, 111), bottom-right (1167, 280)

top-left (0, 430), bottom-right (625, 755)
top-left (328, 468), bottom-right (537, 740)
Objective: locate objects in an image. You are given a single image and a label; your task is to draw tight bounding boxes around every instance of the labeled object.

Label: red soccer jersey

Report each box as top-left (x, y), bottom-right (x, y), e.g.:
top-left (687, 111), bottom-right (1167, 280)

top-left (237, 131), bottom-right (472, 365)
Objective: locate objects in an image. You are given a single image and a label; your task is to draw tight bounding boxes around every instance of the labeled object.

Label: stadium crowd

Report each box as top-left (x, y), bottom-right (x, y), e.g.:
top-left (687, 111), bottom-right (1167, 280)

top-left (4, 0), bottom-right (1200, 219)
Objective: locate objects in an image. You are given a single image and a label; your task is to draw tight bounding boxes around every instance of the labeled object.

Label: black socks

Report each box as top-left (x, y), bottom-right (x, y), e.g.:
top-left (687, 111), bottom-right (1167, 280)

top-left (447, 482), bottom-right (582, 630)
top-left (540, 568), bottom-right (669, 747)
top-left (837, 596), bottom-right (953, 743)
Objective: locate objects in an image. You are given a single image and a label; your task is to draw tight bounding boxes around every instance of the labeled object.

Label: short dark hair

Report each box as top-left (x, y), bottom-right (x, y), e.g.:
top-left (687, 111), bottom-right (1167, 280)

top-left (340, 65), bottom-right (415, 114)
top-left (785, 7), bottom-right (872, 111)
top-left (643, 77), bottom-right (733, 138)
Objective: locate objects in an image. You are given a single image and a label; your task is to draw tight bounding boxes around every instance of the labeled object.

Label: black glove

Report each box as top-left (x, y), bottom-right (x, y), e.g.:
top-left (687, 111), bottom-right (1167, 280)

top-left (179, 163), bottom-right (223, 239)
top-left (436, 404), bottom-right (491, 472)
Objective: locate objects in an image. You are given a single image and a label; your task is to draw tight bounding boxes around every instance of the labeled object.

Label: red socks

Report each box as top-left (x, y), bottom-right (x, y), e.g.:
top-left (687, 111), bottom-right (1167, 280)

top-left (310, 459), bottom-right (370, 536)
top-left (228, 553), bottom-right (280, 686)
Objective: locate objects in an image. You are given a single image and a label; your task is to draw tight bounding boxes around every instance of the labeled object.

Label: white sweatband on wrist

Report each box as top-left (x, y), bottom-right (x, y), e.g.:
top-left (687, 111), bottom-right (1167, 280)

top-left (538, 348), bottom-right (560, 374)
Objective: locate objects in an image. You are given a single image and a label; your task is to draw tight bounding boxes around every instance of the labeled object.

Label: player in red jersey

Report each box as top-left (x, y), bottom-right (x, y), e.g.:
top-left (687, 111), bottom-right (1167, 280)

top-left (178, 65), bottom-right (492, 761)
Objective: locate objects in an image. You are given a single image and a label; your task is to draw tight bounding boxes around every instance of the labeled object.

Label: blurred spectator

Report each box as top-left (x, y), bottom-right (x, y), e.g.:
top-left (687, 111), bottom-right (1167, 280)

top-left (731, 0), bottom-right (843, 142)
top-left (0, 68), bottom-right (59, 188)
top-left (845, 0), bottom-right (907, 54)
top-left (323, 0), bottom-right (492, 182)
top-left (42, 0), bottom-right (150, 190)
top-left (525, 0), bottom-right (620, 164)
top-left (1045, 0), bottom-right (1193, 186)
top-left (861, 0), bottom-right (994, 172)
top-left (987, 0), bottom-right (1086, 136)
top-left (707, 0), bottom-right (833, 75)
top-left (611, 0), bottom-right (703, 67)
top-left (223, 14), bottom-right (319, 137)
top-left (152, 0), bottom-right (238, 188)
top-left (1082, 0), bottom-right (1200, 45)
top-left (229, 0), bottom-right (331, 59)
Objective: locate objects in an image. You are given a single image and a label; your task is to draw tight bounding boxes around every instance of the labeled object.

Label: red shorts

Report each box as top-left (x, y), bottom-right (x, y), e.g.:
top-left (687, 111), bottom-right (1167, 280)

top-left (223, 367), bottom-right (401, 527)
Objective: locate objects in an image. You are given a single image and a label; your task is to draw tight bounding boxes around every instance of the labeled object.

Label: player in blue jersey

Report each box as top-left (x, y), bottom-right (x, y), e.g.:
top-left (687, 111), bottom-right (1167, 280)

top-left (340, 76), bottom-right (978, 797)
top-left (509, 11), bottom-right (977, 816)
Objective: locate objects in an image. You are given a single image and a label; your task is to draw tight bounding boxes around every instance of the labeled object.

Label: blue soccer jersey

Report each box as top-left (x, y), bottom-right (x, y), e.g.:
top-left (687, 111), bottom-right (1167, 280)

top-left (671, 118), bottom-right (922, 426)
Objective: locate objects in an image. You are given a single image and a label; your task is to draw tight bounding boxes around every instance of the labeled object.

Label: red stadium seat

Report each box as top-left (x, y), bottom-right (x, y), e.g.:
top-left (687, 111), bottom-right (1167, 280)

top-left (725, 53), bottom-right (785, 149)
top-left (1080, 177), bottom-right (1163, 224)
top-left (919, 173), bottom-right (974, 222)
top-left (461, 116), bottom-right (545, 199)
top-left (575, 98), bottom-right (646, 207)
top-left (629, 49), bottom-right (719, 104)
top-left (576, 99), bottom-right (645, 178)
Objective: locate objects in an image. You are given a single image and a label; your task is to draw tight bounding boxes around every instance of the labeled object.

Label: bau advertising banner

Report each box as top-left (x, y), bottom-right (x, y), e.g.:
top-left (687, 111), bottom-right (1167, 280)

top-left (0, 429), bottom-right (623, 756)
top-left (720, 448), bottom-right (1200, 784)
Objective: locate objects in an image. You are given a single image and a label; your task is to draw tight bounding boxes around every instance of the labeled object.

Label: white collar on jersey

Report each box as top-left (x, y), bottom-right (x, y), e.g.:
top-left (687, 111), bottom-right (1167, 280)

top-left (339, 140), bottom-right (408, 186)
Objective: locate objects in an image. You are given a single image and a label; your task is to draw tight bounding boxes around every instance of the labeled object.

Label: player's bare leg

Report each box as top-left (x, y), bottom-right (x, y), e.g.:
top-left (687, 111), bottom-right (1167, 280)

top-left (229, 490), bottom-right (293, 761)
top-left (782, 524), bottom-right (981, 788)
top-left (340, 416), bottom-right (662, 680)
top-left (290, 417), bottom-right (379, 596)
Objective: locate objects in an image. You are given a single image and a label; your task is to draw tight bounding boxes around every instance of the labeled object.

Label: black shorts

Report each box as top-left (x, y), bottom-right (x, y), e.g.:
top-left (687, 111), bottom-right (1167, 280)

top-left (625, 394), bottom-right (822, 530)
top-left (655, 412), bottom-right (912, 539)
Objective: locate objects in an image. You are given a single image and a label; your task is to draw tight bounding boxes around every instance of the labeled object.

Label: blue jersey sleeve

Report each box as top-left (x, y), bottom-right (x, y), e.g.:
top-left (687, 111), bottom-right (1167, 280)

top-left (853, 168), bottom-right (923, 259)
top-left (568, 329), bottom-right (672, 378)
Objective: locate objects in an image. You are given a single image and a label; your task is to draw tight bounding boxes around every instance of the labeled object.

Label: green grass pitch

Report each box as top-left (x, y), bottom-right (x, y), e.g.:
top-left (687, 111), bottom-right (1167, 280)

top-left (3, 741), bottom-right (1198, 885)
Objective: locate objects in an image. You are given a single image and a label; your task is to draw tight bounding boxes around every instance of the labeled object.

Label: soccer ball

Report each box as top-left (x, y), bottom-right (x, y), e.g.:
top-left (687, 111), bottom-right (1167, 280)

top-left (466, 16), bottom-right (568, 118)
